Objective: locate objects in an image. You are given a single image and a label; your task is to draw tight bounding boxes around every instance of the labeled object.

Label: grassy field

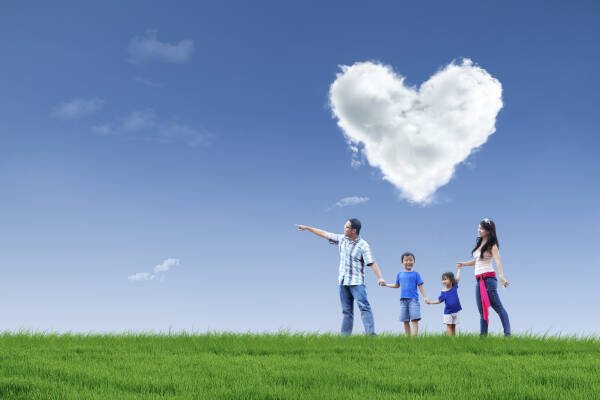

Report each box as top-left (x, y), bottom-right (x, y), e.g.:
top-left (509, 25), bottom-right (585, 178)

top-left (1, 332), bottom-right (599, 399)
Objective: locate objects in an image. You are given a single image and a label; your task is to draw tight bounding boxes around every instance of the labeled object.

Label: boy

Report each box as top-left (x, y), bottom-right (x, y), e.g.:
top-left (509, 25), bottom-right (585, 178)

top-left (384, 252), bottom-right (429, 336)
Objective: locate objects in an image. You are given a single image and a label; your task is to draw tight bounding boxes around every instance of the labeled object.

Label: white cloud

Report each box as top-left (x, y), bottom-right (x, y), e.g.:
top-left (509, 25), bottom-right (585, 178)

top-left (153, 258), bottom-right (180, 274)
top-left (122, 110), bottom-right (157, 132)
top-left (128, 30), bottom-right (194, 64)
top-left (134, 76), bottom-right (163, 88)
top-left (92, 110), bottom-right (211, 147)
top-left (329, 59), bottom-right (503, 204)
top-left (91, 124), bottom-right (116, 136)
top-left (128, 272), bottom-right (154, 281)
top-left (128, 258), bottom-right (180, 282)
top-left (350, 159), bottom-right (362, 168)
top-left (52, 98), bottom-right (103, 119)
top-left (330, 196), bottom-right (369, 210)
top-left (157, 122), bottom-right (212, 147)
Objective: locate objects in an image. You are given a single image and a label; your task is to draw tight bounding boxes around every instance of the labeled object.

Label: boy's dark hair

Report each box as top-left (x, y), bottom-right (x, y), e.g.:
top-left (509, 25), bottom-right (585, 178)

top-left (442, 272), bottom-right (456, 286)
top-left (401, 252), bottom-right (415, 262)
top-left (348, 218), bottom-right (361, 235)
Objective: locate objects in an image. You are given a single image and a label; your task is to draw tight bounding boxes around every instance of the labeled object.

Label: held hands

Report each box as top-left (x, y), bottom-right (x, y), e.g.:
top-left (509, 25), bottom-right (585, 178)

top-left (378, 278), bottom-right (386, 286)
top-left (424, 297), bottom-right (431, 304)
top-left (456, 262), bottom-right (465, 268)
top-left (296, 224), bottom-right (307, 231)
top-left (499, 275), bottom-right (509, 288)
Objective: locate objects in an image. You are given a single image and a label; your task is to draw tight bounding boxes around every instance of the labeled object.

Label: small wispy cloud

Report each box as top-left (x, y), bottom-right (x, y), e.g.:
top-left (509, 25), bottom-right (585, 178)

top-left (134, 76), bottom-right (163, 88)
top-left (128, 258), bottom-right (180, 282)
top-left (153, 258), bottom-right (179, 274)
top-left (128, 30), bottom-right (194, 64)
top-left (328, 196), bottom-right (369, 211)
top-left (128, 272), bottom-right (154, 281)
top-left (122, 110), bottom-right (157, 132)
top-left (52, 98), bottom-right (103, 119)
top-left (90, 124), bottom-right (115, 136)
top-left (92, 110), bottom-right (211, 147)
top-left (156, 122), bottom-right (211, 147)
top-left (348, 143), bottom-right (362, 168)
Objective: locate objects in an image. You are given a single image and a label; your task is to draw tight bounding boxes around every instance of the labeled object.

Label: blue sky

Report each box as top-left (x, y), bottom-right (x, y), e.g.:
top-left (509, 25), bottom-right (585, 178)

top-left (1, 1), bottom-right (598, 335)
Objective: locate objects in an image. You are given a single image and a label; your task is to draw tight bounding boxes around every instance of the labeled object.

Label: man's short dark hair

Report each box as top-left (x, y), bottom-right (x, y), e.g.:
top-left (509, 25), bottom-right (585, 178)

top-left (348, 218), bottom-right (361, 235)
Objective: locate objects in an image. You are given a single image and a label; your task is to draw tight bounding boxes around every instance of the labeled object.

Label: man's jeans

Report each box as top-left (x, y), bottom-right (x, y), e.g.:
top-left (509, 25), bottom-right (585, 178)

top-left (475, 277), bottom-right (511, 336)
top-left (339, 284), bottom-right (375, 336)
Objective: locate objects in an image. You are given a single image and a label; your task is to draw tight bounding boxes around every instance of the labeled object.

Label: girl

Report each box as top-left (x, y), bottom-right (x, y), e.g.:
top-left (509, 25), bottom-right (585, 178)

top-left (426, 269), bottom-right (462, 336)
top-left (457, 218), bottom-right (511, 336)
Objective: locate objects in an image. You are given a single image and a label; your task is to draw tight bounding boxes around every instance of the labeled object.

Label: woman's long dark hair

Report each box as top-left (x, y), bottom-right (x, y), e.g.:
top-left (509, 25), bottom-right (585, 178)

top-left (472, 218), bottom-right (499, 258)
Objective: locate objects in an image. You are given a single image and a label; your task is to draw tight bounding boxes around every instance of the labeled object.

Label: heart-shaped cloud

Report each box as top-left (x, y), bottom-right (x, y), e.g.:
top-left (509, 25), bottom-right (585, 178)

top-left (329, 59), bottom-right (503, 204)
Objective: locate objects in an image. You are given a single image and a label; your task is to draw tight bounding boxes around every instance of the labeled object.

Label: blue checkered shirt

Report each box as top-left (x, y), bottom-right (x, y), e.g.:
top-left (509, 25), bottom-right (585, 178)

top-left (327, 233), bottom-right (375, 285)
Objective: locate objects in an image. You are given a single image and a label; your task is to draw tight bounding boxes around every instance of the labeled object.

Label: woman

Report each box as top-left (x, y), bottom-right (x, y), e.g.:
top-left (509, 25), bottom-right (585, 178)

top-left (457, 218), bottom-right (511, 336)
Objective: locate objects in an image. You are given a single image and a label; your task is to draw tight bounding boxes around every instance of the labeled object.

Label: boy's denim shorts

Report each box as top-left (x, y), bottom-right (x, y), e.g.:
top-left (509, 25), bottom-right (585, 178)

top-left (399, 298), bottom-right (421, 322)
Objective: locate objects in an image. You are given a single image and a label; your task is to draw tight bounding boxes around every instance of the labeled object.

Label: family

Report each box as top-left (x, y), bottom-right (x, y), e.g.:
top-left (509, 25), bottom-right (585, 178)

top-left (296, 218), bottom-right (511, 337)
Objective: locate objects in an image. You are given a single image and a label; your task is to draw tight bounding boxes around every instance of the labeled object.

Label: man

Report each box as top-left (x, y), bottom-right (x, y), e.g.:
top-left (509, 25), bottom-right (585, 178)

top-left (296, 219), bottom-right (385, 336)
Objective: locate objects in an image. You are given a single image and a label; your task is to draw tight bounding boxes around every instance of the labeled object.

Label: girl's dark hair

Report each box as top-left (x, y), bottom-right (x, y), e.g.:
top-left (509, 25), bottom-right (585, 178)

top-left (442, 272), bottom-right (456, 286)
top-left (401, 252), bottom-right (415, 262)
top-left (472, 218), bottom-right (499, 258)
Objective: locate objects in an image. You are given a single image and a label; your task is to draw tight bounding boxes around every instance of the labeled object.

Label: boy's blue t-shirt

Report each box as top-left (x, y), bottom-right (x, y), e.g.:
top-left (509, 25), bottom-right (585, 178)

top-left (438, 283), bottom-right (462, 314)
top-left (395, 270), bottom-right (424, 299)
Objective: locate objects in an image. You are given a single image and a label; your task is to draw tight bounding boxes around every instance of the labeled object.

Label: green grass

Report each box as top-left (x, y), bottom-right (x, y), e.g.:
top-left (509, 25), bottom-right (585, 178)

top-left (1, 332), bottom-right (599, 399)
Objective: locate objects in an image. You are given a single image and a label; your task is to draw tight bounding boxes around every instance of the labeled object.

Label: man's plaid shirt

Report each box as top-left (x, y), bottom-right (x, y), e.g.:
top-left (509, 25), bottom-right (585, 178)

top-left (327, 233), bottom-right (374, 285)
